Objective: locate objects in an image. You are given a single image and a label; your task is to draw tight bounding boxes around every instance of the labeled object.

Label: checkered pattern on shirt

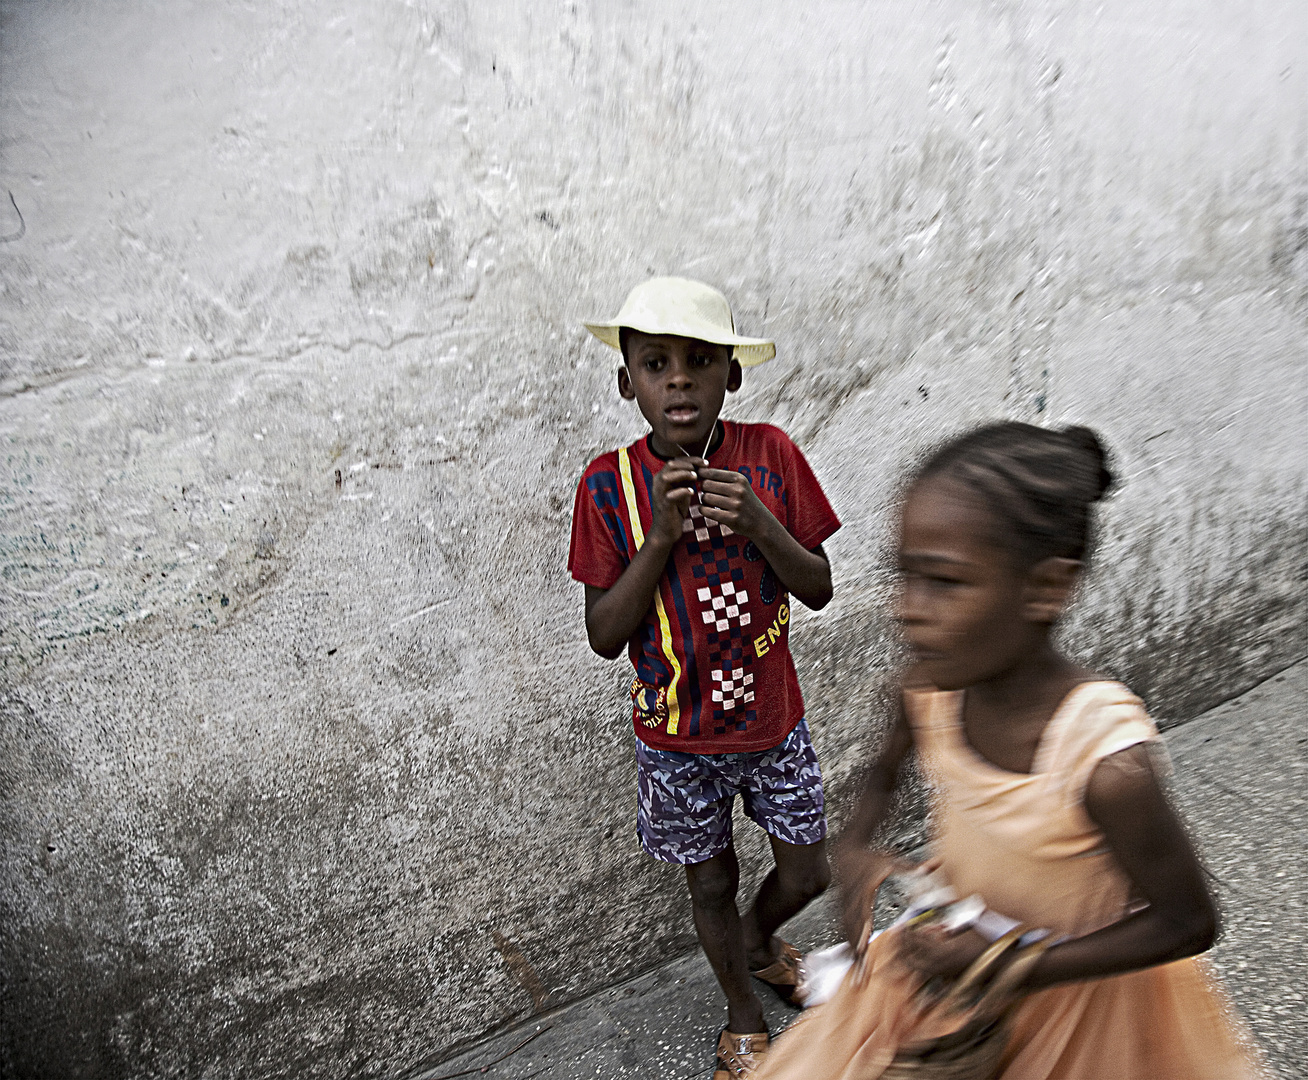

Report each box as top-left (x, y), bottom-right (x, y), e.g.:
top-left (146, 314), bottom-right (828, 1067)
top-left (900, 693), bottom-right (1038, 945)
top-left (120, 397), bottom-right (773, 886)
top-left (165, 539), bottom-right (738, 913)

top-left (684, 501), bottom-right (757, 736)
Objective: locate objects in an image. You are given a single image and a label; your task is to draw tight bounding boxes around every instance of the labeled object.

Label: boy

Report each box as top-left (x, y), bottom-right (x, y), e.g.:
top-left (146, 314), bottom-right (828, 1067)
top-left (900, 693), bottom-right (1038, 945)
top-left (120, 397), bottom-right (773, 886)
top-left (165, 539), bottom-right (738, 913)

top-left (568, 277), bottom-right (840, 1079)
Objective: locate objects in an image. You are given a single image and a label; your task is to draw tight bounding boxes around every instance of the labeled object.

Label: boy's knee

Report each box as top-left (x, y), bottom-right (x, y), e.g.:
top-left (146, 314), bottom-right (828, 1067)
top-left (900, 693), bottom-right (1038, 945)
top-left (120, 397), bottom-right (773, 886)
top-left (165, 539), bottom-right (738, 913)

top-left (686, 860), bottom-right (738, 910)
top-left (779, 850), bottom-right (831, 901)
top-left (788, 865), bottom-right (831, 902)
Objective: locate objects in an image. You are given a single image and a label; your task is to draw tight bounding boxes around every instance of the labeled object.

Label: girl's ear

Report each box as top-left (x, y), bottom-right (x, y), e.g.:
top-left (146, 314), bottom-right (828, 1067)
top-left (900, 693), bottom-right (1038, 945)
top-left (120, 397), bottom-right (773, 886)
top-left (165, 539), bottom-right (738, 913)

top-left (617, 366), bottom-right (636, 400)
top-left (726, 358), bottom-right (743, 393)
top-left (1023, 556), bottom-right (1082, 624)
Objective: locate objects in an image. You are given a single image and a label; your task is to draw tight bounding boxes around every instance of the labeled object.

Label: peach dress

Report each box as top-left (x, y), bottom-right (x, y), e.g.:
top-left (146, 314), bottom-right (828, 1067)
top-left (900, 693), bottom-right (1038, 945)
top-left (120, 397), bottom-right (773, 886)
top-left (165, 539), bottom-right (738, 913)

top-left (759, 682), bottom-right (1264, 1080)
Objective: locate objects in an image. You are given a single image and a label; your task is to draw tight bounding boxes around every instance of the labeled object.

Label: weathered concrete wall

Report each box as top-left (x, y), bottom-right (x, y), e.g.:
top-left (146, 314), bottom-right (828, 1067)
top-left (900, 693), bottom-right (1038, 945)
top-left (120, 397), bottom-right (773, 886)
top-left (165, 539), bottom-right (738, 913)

top-left (0, 1), bottom-right (1304, 1077)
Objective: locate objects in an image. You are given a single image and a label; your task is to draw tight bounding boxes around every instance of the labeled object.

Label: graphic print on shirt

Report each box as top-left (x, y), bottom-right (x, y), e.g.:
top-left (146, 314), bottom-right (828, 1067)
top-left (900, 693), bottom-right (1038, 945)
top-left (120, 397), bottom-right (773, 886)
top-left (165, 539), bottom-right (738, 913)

top-left (631, 676), bottom-right (669, 728)
top-left (617, 445), bottom-right (685, 734)
top-left (567, 421), bottom-right (842, 753)
top-left (683, 502), bottom-right (759, 736)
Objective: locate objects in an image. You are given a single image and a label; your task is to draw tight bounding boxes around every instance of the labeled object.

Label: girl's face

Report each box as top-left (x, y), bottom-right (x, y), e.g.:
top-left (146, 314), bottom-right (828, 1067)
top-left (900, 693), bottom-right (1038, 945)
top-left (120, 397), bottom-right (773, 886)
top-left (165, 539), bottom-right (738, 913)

top-left (896, 476), bottom-right (1040, 691)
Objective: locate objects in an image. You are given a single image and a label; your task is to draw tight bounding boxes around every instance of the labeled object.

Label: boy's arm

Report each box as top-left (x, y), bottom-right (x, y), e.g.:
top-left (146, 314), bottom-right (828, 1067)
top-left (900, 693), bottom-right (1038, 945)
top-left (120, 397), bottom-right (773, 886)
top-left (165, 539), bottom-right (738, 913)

top-left (583, 456), bottom-right (699, 659)
top-left (695, 467), bottom-right (833, 609)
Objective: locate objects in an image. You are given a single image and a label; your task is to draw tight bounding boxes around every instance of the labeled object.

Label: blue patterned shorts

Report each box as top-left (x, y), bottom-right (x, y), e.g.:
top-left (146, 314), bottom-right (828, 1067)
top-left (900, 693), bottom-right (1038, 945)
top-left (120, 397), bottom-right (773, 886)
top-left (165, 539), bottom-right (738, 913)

top-left (635, 720), bottom-right (827, 865)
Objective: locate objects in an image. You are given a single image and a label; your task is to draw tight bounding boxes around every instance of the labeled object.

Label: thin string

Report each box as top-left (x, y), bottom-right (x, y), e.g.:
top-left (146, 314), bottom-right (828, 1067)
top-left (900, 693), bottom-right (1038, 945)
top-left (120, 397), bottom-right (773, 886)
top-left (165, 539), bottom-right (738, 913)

top-left (676, 418), bottom-right (719, 465)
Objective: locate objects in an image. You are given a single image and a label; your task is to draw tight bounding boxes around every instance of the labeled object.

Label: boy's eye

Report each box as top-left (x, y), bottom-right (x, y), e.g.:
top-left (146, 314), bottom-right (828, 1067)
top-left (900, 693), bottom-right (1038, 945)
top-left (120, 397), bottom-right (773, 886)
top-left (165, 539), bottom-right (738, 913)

top-left (689, 352), bottom-right (714, 367)
top-left (642, 356), bottom-right (666, 372)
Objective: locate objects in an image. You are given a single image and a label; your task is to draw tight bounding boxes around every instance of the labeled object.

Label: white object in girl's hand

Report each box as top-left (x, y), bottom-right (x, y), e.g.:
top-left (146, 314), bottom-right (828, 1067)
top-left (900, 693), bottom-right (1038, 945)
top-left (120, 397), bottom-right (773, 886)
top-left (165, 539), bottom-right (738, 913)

top-left (796, 866), bottom-right (1044, 1008)
top-left (796, 942), bottom-right (855, 1007)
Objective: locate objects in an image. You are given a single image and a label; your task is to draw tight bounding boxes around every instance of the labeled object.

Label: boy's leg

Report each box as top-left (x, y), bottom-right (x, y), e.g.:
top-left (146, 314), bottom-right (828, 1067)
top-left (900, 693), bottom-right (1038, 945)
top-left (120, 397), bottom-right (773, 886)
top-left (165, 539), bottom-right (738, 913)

top-left (741, 835), bottom-right (830, 968)
top-left (684, 842), bottom-right (767, 1036)
top-left (735, 719), bottom-right (831, 969)
top-left (634, 739), bottom-right (766, 1032)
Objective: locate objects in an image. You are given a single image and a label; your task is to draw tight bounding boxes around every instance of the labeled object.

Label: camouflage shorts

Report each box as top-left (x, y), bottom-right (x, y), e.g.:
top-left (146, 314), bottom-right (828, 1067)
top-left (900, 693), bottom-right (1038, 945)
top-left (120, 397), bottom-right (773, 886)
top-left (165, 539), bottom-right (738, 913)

top-left (635, 720), bottom-right (827, 865)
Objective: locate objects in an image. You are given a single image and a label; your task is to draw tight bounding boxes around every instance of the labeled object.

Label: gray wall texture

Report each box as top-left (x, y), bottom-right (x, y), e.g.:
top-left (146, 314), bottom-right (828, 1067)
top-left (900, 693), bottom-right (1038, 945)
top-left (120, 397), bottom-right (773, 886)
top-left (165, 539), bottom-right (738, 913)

top-left (1, 1), bottom-right (1305, 1077)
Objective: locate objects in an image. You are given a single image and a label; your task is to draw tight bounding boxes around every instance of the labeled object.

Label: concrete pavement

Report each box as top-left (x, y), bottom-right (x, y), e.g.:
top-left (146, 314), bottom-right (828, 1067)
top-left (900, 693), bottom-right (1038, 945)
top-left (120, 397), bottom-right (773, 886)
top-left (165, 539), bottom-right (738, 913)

top-left (405, 659), bottom-right (1308, 1080)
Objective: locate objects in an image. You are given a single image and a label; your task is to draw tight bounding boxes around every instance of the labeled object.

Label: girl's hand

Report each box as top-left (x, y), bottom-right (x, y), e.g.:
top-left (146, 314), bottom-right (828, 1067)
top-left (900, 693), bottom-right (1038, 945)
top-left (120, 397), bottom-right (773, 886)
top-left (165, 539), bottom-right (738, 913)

top-left (896, 924), bottom-right (990, 981)
top-left (648, 457), bottom-right (700, 548)
top-left (836, 848), bottom-right (905, 950)
top-left (697, 467), bottom-right (775, 540)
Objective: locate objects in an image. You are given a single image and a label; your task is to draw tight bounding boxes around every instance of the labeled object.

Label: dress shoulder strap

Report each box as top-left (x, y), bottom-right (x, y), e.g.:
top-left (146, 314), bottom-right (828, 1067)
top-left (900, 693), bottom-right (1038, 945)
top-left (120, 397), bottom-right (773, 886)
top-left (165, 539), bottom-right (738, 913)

top-left (903, 687), bottom-right (956, 730)
top-left (903, 687), bottom-right (962, 774)
top-left (1036, 681), bottom-right (1165, 800)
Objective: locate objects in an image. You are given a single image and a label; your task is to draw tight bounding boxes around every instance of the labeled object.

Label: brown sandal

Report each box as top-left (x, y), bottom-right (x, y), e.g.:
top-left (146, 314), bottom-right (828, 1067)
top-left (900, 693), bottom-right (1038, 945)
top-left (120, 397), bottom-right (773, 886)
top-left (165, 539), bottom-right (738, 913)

top-left (713, 1029), bottom-right (769, 1079)
top-left (749, 937), bottom-right (805, 1006)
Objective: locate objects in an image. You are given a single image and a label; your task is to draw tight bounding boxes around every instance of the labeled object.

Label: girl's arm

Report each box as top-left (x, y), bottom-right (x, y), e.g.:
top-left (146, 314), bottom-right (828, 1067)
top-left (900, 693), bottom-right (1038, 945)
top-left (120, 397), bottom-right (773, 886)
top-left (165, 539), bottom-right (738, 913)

top-left (900, 742), bottom-right (1217, 987)
top-left (1021, 742), bottom-right (1217, 988)
top-left (834, 695), bottom-right (916, 946)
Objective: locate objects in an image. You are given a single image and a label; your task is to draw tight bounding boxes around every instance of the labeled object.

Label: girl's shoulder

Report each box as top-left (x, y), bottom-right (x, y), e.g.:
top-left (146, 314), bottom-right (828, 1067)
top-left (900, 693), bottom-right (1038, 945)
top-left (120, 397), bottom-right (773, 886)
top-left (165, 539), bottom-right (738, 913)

top-left (900, 679), bottom-right (1163, 778)
top-left (1039, 679), bottom-right (1165, 791)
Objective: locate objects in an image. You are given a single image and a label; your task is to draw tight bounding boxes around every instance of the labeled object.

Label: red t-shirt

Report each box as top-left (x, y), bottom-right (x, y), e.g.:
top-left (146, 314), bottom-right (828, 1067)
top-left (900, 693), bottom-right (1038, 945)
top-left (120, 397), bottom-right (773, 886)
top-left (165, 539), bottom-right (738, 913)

top-left (568, 421), bottom-right (840, 753)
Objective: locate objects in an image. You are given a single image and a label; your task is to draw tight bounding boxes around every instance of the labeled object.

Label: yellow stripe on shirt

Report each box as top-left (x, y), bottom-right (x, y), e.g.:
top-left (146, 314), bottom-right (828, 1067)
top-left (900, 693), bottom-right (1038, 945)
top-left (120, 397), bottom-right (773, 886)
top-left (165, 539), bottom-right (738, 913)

top-left (617, 446), bottom-right (682, 735)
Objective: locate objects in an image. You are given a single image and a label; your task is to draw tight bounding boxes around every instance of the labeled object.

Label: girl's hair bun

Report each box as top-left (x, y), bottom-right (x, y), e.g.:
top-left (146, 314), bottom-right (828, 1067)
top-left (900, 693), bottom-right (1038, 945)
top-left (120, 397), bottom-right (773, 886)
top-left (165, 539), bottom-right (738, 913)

top-left (913, 420), bottom-right (1115, 567)
top-left (1061, 425), bottom-right (1115, 501)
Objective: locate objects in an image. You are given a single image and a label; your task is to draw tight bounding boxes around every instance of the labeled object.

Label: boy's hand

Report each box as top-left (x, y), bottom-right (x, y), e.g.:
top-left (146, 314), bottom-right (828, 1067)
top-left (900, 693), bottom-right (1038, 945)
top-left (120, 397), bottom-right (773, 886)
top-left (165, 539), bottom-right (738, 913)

top-left (648, 457), bottom-right (699, 548)
top-left (697, 467), bottom-right (775, 540)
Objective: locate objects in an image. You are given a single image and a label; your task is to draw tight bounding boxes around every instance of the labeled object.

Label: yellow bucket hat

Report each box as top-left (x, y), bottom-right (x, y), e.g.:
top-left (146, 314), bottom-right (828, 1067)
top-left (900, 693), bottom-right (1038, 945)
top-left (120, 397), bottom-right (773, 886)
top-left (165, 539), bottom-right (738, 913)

top-left (584, 276), bottom-right (776, 366)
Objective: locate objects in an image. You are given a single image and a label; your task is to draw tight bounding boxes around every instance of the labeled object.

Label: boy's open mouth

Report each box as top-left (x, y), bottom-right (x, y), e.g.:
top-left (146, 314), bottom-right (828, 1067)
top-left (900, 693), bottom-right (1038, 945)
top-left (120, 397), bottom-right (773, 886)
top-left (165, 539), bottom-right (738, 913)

top-left (665, 404), bottom-right (700, 425)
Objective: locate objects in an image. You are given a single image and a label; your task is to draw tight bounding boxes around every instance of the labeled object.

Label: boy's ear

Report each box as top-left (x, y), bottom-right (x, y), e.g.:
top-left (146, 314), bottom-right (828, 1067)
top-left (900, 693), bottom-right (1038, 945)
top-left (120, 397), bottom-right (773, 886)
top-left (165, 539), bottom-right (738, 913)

top-left (1023, 556), bottom-right (1082, 624)
top-left (617, 365), bottom-right (636, 401)
top-left (726, 357), bottom-right (743, 393)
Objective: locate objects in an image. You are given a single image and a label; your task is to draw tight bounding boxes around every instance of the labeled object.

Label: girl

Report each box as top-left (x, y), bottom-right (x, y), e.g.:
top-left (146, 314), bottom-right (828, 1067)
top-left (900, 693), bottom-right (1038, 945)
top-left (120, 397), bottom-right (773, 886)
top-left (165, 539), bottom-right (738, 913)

top-left (759, 422), bottom-right (1262, 1079)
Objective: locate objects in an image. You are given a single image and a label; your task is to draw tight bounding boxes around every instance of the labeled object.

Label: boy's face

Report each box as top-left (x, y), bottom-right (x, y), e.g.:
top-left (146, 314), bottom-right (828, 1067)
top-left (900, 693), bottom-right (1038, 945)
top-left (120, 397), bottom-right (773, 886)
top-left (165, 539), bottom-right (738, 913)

top-left (617, 330), bottom-right (741, 458)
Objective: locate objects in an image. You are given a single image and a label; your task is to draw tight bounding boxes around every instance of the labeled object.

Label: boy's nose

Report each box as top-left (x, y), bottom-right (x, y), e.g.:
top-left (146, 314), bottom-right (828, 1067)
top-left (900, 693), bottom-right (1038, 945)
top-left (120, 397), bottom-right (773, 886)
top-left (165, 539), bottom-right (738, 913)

top-left (666, 362), bottom-right (693, 386)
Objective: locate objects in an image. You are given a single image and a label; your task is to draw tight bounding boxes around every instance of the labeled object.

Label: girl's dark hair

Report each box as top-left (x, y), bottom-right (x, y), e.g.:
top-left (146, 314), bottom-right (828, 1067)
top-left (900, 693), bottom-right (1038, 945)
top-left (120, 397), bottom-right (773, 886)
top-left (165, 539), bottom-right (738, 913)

top-left (913, 421), bottom-right (1116, 566)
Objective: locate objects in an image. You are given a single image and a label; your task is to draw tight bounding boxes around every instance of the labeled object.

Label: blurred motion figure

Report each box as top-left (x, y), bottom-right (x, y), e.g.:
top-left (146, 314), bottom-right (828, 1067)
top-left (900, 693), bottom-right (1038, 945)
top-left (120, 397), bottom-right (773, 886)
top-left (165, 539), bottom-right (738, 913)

top-left (760, 422), bottom-right (1264, 1080)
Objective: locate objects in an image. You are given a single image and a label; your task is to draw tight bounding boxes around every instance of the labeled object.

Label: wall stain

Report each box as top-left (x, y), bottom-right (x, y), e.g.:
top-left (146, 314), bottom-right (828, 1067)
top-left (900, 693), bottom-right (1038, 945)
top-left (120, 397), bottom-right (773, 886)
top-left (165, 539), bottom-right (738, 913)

top-left (491, 931), bottom-right (556, 1014)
